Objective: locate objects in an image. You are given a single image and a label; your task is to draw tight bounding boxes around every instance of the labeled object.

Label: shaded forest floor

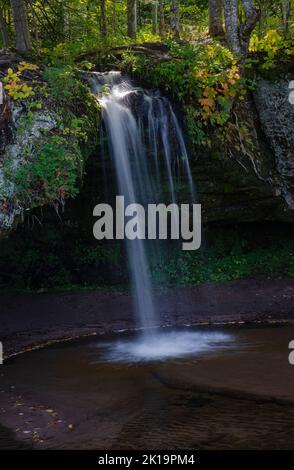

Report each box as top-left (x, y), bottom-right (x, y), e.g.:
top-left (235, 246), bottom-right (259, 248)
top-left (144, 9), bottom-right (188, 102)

top-left (1, 277), bottom-right (293, 358)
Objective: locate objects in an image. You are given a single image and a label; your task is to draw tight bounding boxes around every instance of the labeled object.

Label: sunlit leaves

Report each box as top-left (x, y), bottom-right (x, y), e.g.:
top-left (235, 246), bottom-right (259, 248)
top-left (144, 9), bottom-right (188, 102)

top-left (3, 62), bottom-right (38, 100)
top-left (249, 29), bottom-right (294, 70)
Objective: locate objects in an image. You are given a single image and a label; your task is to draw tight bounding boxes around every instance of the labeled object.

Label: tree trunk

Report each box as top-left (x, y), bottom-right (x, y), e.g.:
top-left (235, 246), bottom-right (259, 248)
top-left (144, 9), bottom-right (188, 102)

top-left (100, 0), bottom-right (107, 37)
top-left (281, 0), bottom-right (291, 34)
top-left (209, 0), bottom-right (224, 37)
top-left (0, 9), bottom-right (9, 48)
top-left (112, 0), bottom-right (116, 29)
top-left (127, 0), bottom-right (137, 39)
top-left (10, 0), bottom-right (31, 53)
top-left (224, 0), bottom-right (240, 54)
top-left (152, 0), bottom-right (158, 35)
top-left (224, 0), bottom-right (258, 56)
top-left (159, 0), bottom-right (165, 38)
top-left (170, 0), bottom-right (180, 38)
top-left (63, 4), bottom-right (70, 39)
top-left (240, 0), bottom-right (259, 54)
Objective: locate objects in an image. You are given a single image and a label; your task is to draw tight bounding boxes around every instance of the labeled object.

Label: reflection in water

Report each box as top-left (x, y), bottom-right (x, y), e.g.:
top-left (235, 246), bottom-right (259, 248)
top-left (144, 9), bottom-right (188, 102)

top-left (1, 326), bottom-right (294, 450)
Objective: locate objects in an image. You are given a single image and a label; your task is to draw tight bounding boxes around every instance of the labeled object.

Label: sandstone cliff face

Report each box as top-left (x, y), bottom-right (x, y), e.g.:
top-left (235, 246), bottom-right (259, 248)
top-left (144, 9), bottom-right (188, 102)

top-left (0, 75), bottom-right (294, 236)
top-left (0, 97), bottom-right (58, 234)
top-left (191, 79), bottom-right (294, 223)
top-left (254, 79), bottom-right (294, 211)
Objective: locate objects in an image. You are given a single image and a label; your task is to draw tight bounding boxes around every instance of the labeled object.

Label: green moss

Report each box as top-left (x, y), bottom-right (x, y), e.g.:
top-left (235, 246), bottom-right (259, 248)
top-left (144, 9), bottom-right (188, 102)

top-left (1, 64), bottom-right (101, 214)
top-left (43, 65), bottom-right (100, 155)
top-left (14, 135), bottom-right (83, 205)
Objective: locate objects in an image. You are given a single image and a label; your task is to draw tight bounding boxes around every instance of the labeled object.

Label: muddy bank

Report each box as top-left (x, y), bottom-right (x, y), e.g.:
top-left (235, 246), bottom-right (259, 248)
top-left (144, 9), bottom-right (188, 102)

top-left (1, 278), bottom-right (294, 357)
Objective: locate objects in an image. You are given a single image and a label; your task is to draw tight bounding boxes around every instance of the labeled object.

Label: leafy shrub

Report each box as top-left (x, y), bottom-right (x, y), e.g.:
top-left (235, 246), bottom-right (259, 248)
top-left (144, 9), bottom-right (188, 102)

top-left (120, 40), bottom-right (251, 145)
top-left (249, 29), bottom-right (294, 71)
top-left (3, 61), bottom-right (38, 100)
top-left (15, 135), bottom-right (82, 204)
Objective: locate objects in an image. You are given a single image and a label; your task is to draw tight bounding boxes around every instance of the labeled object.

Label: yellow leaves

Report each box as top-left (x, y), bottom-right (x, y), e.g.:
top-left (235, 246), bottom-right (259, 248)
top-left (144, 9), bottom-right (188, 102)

top-left (17, 61), bottom-right (39, 72)
top-left (4, 81), bottom-right (34, 100)
top-left (197, 63), bottom-right (242, 126)
top-left (250, 30), bottom-right (284, 56)
top-left (4, 62), bottom-right (37, 101)
top-left (265, 29), bottom-right (282, 43)
top-left (249, 34), bottom-right (260, 53)
top-left (194, 68), bottom-right (208, 80)
top-left (4, 68), bottom-right (20, 84)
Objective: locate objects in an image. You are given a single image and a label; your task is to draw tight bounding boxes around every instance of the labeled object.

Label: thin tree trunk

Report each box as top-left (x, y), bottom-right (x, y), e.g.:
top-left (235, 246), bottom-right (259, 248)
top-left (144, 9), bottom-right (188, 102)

top-left (170, 0), bottom-right (179, 38)
top-left (224, 0), bottom-right (258, 56)
top-left (100, 0), bottom-right (107, 37)
top-left (112, 0), bottom-right (116, 29)
top-left (159, 0), bottom-right (165, 38)
top-left (209, 0), bottom-right (224, 37)
top-left (127, 0), bottom-right (137, 39)
top-left (0, 9), bottom-right (9, 48)
top-left (258, 7), bottom-right (265, 37)
top-left (281, 0), bottom-right (291, 34)
top-left (63, 4), bottom-right (70, 39)
top-left (10, 0), bottom-right (32, 53)
top-left (241, 0), bottom-right (259, 35)
top-left (240, 0), bottom-right (259, 54)
top-left (152, 0), bottom-right (158, 35)
top-left (34, 11), bottom-right (40, 56)
top-left (224, 0), bottom-right (240, 54)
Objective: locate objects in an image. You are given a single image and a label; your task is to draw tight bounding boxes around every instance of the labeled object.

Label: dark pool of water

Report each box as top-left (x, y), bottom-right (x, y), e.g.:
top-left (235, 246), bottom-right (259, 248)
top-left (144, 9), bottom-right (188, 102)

top-left (1, 325), bottom-right (294, 449)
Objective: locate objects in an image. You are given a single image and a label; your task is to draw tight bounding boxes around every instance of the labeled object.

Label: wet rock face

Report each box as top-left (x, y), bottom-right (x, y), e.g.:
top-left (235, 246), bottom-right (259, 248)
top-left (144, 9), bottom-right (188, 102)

top-left (0, 101), bottom-right (58, 236)
top-left (190, 80), bottom-right (294, 223)
top-left (253, 79), bottom-right (294, 212)
top-left (1, 76), bottom-right (294, 236)
top-left (254, 80), bottom-right (294, 177)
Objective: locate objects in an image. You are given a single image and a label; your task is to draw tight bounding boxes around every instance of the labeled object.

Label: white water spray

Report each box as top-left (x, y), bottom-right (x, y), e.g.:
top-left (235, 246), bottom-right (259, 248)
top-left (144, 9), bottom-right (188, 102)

top-left (89, 72), bottom-right (232, 360)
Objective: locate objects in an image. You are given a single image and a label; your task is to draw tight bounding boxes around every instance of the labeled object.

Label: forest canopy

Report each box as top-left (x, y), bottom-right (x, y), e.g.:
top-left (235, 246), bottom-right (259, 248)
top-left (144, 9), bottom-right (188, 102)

top-left (0, 1), bottom-right (293, 59)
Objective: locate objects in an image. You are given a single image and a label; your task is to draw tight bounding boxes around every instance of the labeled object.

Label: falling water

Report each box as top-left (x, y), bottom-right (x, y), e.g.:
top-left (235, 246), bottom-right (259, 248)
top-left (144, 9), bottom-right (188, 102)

top-left (90, 72), bottom-right (195, 334)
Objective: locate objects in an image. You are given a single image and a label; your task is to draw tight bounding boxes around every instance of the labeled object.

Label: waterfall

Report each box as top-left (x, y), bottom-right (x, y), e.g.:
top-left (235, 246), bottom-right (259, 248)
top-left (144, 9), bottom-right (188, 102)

top-left (90, 71), bottom-right (195, 333)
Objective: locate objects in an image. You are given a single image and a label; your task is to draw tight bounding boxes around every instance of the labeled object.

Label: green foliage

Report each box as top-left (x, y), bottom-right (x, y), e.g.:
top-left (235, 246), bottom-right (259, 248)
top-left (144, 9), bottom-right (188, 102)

top-left (249, 29), bottom-right (294, 72)
top-left (3, 62), bottom-right (37, 100)
top-left (120, 50), bottom-right (152, 74)
top-left (150, 238), bottom-right (294, 286)
top-left (185, 106), bottom-right (207, 146)
top-left (1, 62), bottom-right (100, 211)
top-left (0, 222), bottom-right (124, 292)
top-left (0, 222), bottom-right (293, 292)
top-left (43, 65), bottom-right (97, 116)
top-left (44, 65), bottom-right (100, 152)
top-left (15, 135), bottom-right (82, 204)
top-left (120, 40), bottom-right (250, 146)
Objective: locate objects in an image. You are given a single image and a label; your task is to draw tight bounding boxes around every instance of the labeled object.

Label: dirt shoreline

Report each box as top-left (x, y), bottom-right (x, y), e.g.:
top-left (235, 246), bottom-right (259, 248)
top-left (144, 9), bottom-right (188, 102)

top-left (1, 278), bottom-right (294, 358)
